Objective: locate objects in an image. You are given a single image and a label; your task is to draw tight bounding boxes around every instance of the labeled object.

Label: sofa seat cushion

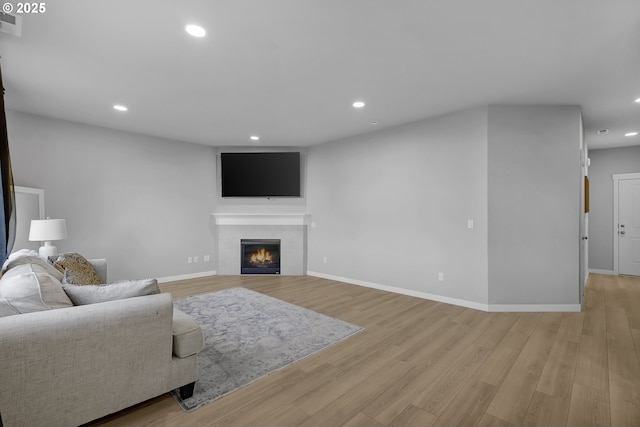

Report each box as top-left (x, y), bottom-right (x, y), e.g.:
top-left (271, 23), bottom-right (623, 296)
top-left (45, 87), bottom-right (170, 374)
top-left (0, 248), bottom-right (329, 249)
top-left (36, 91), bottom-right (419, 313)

top-left (0, 263), bottom-right (74, 313)
top-left (172, 308), bottom-right (205, 358)
top-left (62, 278), bottom-right (160, 305)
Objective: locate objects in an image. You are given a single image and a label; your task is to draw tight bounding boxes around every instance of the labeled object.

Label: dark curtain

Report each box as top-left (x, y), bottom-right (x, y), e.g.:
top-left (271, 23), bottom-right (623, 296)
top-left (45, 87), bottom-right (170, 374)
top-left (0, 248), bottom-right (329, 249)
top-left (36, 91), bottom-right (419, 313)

top-left (0, 63), bottom-right (16, 265)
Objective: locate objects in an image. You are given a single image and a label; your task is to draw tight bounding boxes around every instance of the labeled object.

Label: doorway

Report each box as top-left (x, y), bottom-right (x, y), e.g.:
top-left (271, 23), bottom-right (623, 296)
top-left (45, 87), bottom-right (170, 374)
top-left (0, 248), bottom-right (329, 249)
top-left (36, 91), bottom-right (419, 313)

top-left (613, 173), bottom-right (640, 276)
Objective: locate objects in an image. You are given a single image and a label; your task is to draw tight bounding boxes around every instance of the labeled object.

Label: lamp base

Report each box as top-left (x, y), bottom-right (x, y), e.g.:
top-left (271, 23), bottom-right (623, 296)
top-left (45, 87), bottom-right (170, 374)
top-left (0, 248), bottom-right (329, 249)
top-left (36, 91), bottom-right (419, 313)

top-left (39, 243), bottom-right (58, 258)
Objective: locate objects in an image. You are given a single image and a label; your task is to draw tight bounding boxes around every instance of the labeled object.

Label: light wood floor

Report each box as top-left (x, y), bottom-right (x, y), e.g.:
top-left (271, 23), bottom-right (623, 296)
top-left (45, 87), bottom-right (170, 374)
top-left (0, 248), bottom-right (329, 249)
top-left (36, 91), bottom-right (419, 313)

top-left (88, 273), bottom-right (640, 427)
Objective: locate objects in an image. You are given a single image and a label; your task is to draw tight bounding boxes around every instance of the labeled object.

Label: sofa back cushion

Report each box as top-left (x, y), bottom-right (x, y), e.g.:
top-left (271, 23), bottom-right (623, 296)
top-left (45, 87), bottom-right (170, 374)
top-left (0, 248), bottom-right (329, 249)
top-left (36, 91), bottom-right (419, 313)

top-left (62, 278), bottom-right (160, 305)
top-left (0, 262), bottom-right (74, 313)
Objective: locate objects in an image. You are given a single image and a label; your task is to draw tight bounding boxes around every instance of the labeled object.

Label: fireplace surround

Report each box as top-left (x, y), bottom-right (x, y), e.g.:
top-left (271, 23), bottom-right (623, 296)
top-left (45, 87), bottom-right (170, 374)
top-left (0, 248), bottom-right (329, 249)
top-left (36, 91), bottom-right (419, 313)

top-left (213, 213), bottom-right (308, 276)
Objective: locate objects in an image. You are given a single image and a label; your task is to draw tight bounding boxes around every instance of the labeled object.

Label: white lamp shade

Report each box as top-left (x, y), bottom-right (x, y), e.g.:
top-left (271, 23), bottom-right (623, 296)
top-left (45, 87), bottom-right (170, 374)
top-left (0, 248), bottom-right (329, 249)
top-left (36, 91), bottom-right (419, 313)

top-left (28, 219), bottom-right (68, 242)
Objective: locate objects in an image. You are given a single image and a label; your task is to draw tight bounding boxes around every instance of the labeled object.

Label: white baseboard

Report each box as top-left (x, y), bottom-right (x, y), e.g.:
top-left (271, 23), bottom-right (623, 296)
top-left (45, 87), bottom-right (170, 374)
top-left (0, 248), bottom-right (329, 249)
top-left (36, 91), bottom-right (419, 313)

top-left (157, 270), bottom-right (217, 283)
top-left (307, 271), bottom-right (582, 313)
top-left (307, 271), bottom-right (489, 311)
top-left (487, 304), bottom-right (581, 312)
top-left (588, 269), bottom-right (614, 275)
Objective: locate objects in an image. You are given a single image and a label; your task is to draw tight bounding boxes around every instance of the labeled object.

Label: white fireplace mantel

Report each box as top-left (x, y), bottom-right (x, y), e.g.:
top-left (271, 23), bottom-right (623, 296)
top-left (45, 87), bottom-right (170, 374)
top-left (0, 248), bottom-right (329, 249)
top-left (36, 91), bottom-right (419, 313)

top-left (212, 213), bottom-right (310, 226)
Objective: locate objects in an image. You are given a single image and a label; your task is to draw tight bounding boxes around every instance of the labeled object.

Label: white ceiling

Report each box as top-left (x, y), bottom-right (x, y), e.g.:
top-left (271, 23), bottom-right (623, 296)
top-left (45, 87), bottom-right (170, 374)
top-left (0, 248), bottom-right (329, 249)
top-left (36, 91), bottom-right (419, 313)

top-left (1, 0), bottom-right (639, 149)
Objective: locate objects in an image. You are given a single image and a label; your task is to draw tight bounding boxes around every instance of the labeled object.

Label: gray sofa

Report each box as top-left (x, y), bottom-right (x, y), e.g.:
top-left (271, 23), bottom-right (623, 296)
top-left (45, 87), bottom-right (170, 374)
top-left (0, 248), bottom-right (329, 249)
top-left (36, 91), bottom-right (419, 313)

top-left (0, 250), bottom-right (204, 427)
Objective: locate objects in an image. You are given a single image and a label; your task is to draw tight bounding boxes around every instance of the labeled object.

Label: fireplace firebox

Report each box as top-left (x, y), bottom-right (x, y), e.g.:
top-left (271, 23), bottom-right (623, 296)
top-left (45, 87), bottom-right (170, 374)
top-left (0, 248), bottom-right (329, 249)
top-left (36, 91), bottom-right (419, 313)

top-left (240, 239), bottom-right (281, 274)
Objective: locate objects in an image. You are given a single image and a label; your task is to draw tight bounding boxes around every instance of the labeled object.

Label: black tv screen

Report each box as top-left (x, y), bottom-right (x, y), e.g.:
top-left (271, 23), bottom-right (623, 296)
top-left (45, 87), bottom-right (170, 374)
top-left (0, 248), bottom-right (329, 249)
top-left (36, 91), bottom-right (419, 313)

top-left (221, 152), bottom-right (301, 197)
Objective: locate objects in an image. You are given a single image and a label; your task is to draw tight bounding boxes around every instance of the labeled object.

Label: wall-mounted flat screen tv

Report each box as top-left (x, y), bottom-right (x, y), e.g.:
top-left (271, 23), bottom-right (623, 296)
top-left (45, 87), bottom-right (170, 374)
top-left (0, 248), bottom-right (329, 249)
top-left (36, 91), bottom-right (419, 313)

top-left (221, 152), bottom-right (301, 197)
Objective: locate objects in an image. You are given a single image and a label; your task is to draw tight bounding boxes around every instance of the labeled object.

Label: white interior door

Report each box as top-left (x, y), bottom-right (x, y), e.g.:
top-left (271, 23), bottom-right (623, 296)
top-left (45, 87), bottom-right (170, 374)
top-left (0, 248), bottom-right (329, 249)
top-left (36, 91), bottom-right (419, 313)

top-left (618, 178), bottom-right (640, 276)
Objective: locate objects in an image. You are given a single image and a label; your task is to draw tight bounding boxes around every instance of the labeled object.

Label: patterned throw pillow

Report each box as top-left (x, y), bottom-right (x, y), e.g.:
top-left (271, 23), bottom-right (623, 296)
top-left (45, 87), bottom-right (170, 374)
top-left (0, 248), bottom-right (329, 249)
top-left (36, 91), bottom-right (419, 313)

top-left (48, 253), bottom-right (103, 285)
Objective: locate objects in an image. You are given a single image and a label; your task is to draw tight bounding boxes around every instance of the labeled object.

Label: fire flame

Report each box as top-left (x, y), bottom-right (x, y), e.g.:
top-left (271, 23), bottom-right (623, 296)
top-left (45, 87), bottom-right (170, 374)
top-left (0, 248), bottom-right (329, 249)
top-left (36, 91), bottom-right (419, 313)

top-left (250, 248), bottom-right (273, 265)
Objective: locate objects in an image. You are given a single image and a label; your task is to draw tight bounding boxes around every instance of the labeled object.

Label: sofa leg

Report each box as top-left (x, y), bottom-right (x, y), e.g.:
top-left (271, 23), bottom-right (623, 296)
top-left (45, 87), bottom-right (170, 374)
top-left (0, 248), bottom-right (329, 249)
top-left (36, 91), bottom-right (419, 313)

top-left (178, 382), bottom-right (196, 399)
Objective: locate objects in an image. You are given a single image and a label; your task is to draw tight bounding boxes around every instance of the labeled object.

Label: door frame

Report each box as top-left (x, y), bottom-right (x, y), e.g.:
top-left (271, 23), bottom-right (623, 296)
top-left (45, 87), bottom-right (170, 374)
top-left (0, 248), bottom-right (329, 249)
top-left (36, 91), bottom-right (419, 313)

top-left (612, 172), bottom-right (640, 275)
top-left (579, 146), bottom-right (588, 306)
top-left (13, 186), bottom-right (45, 252)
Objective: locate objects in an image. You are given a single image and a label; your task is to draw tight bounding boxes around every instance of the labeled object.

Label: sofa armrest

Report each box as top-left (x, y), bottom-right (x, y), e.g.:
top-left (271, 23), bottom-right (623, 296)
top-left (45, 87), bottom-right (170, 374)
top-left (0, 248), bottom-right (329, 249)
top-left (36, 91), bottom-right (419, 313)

top-left (88, 258), bottom-right (107, 283)
top-left (0, 293), bottom-right (174, 427)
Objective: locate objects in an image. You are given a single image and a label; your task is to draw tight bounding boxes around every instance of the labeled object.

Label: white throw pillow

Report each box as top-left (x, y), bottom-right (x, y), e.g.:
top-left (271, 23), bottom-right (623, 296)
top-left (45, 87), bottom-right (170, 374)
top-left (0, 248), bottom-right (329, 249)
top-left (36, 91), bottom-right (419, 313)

top-left (0, 298), bottom-right (19, 317)
top-left (0, 263), bottom-right (74, 313)
top-left (3, 249), bottom-right (64, 281)
top-left (62, 278), bottom-right (160, 305)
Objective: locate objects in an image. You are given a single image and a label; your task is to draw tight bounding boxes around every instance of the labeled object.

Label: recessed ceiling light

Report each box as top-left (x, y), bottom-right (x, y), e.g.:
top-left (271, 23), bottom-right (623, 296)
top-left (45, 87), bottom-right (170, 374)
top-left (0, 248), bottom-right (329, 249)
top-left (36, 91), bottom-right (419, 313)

top-left (113, 105), bottom-right (128, 112)
top-left (352, 101), bottom-right (365, 108)
top-left (625, 132), bottom-right (638, 137)
top-left (370, 120), bottom-right (378, 125)
top-left (635, 98), bottom-right (640, 103)
top-left (185, 24), bottom-right (206, 38)
top-left (250, 135), bottom-right (260, 141)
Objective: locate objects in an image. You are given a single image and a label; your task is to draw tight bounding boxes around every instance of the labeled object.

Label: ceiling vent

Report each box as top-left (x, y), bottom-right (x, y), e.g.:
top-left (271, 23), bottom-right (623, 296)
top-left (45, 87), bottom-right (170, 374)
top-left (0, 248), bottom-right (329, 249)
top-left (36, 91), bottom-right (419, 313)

top-left (0, 12), bottom-right (22, 37)
top-left (597, 129), bottom-right (609, 136)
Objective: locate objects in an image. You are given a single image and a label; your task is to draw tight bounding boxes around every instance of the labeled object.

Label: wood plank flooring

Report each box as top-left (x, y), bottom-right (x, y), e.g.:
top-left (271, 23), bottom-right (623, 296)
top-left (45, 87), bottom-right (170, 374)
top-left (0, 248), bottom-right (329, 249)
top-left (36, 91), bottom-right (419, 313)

top-left (88, 273), bottom-right (640, 427)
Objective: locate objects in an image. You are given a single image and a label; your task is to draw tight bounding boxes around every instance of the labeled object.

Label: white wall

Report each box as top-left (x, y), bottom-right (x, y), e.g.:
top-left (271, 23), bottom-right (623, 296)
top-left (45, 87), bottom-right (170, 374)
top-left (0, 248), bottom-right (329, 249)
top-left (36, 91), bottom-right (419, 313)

top-left (487, 105), bottom-right (581, 306)
top-left (306, 107), bottom-right (489, 306)
top-left (588, 145), bottom-right (640, 271)
top-left (7, 111), bottom-right (217, 281)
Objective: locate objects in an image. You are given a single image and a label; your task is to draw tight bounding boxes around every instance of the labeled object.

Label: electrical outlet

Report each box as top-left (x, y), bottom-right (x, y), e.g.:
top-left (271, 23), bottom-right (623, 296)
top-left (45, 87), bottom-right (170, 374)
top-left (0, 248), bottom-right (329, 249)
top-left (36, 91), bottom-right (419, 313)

top-left (467, 219), bottom-right (474, 229)
top-left (188, 257), bottom-right (193, 264)
top-left (438, 272), bottom-right (444, 281)
top-left (323, 256), bottom-right (328, 263)
top-left (204, 255), bottom-right (210, 262)
top-left (194, 256), bottom-right (199, 263)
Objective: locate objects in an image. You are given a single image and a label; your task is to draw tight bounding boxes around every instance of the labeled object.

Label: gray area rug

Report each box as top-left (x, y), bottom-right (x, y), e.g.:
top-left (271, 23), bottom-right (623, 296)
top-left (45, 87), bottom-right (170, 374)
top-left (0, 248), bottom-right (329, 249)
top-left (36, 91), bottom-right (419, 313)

top-left (170, 287), bottom-right (363, 411)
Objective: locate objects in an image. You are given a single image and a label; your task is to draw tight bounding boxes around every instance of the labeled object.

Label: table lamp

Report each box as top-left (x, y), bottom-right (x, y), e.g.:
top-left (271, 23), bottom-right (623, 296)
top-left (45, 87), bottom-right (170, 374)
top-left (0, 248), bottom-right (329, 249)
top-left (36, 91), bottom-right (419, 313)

top-left (28, 218), bottom-right (68, 257)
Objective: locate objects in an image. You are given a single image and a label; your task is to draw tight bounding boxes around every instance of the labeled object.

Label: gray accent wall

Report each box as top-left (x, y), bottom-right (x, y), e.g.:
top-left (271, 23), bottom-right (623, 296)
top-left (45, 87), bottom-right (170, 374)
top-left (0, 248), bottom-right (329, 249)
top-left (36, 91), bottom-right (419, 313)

top-left (307, 107), bottom-right (490, 304)
top-left (307, 105), bottom-right (582, 307)
top-left (487, 105), bottom-right (582, 305)
top-left (588, 145), bottom-right (640, 271)
top-left (7, 111), bottom-right (217, 281)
